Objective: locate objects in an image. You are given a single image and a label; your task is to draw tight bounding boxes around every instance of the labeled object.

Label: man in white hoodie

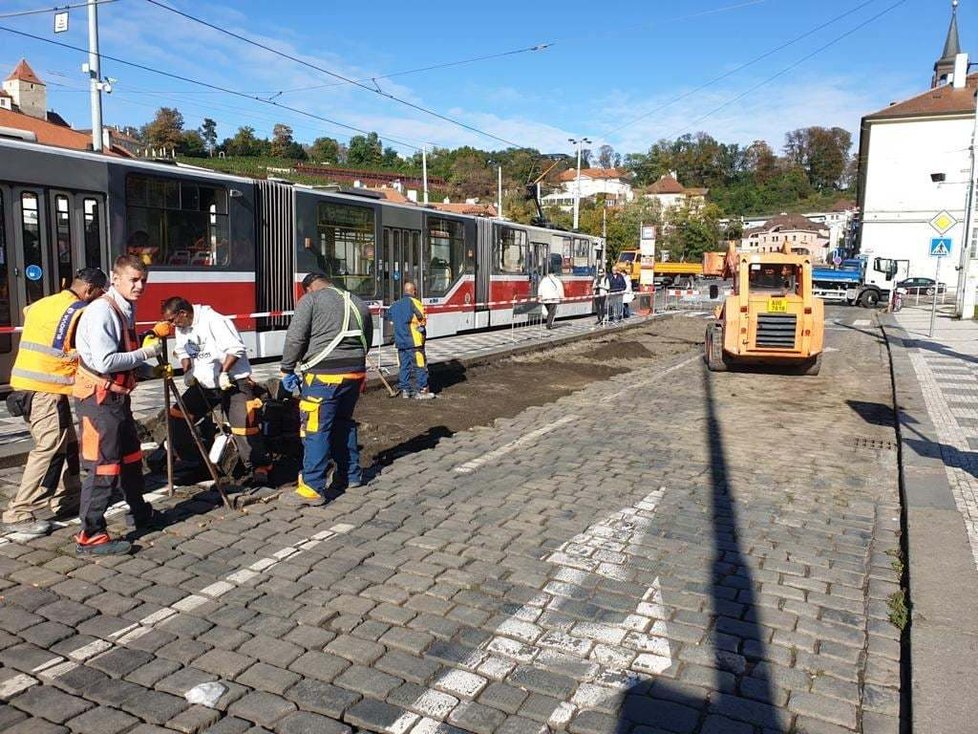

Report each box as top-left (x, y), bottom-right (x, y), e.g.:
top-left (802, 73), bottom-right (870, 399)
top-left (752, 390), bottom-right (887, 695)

top-left (161, 297), bottom-right (271, 486)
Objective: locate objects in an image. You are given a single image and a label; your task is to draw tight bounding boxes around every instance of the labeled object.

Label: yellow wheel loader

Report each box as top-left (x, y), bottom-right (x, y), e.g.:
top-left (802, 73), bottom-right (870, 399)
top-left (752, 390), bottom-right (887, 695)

top-left (705, 244), bottom-right (824, 375)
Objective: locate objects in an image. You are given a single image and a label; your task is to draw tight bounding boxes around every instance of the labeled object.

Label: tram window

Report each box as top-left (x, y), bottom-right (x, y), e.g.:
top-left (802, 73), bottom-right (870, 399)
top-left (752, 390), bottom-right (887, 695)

top-left (302, 202), bottom-right (376, 298)
top-left (495, 228), bottom-right (527, 274)
top-left (83, 199), bottom-right (101, 268)
top-left (20, 192), bottom-right (43, 305)
top-left (561, 236), bottom-right (574, 273)
top-left (0, 195), bottom-right (10, 354)
top-left (54, 195), bottom-right (72, 291)
top-left (125, 175), bottom-right (230, 268)
top-left (426, 218), bottom-right (466, 297)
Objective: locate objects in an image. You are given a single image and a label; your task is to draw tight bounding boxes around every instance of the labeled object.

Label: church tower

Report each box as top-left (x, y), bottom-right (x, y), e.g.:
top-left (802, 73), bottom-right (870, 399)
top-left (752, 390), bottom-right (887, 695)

top-left (2, 59), bottom-right (47, 119)
top-left (933, 0), bottom-right (962, 87)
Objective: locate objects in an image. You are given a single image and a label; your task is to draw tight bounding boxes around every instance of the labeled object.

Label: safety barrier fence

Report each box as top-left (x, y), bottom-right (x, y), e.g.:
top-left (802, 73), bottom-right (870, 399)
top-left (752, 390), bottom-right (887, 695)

top-left (653, 286), bottom-right (731, 313)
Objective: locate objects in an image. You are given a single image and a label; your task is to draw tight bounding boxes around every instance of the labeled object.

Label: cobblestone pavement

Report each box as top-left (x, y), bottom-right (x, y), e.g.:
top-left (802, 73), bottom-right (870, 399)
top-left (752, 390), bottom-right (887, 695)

top-left (0, 313), bottom-right (651, 451)
top-left (895, 304), bottom-right (978, 569)
top-left (0, 307), bottom-right (903, 733)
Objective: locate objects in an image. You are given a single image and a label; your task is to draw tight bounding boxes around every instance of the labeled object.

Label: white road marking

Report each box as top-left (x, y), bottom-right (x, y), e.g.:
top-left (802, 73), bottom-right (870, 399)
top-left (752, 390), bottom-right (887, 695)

top-left (391, 488), bottom-right (672, 731)
top-left (0, 673), bottom-right (38, 699)
top-left (453, 415), bottom-right (577, 474)
top-left (853, 319), bottom-right (872, 326)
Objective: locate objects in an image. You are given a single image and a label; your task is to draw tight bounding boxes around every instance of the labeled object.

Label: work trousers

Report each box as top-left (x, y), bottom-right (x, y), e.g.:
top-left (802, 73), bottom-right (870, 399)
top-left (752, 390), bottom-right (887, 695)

top-left (77, 392), bottom-right (151, 535)
top-left (542, 303), bottom-right (558, 329)
top-left (3, 392), bottom-right (80, 523)
top-left (397, 347), bottom-right (429, 394)
top-left (594, 295), bottom-right (607, 323)
top-left (169, 380), bottom-right (270, 471)
top-left (299, 378), bottom-right (362, 494)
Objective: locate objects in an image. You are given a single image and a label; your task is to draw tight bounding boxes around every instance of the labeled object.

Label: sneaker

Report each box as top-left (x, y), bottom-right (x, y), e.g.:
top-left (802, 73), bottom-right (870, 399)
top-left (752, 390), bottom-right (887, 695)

top-left (414, 390), bottom-right (437, 400)
top-left (280, 484), bottom-right (326, 507)
top-left (3, 519), bottom-right (51, 538)
top-left (250, 466), bottom-right (272, 487)
top-left (75, 531), bottom-right (132, 556)
top-left (400, 390), bottom-right (415, 399)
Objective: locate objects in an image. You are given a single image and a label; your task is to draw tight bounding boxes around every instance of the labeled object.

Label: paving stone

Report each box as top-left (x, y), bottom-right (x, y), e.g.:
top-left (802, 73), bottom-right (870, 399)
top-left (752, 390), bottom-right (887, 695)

top-left (202, 717), bottom-right (252, 734)
top-left (10, 684), bottom-right (94, 723)
top-left (274, 711), bottom-right (352, 734)
top-left (334, 664), bottom-right (402, 698)
top-left (567, 709), bottom-right (620, 734)
top-left (324, 635), bottom-right (385, 665)
top-left (447, 700), bottom-right (507, 734)
top-left (344, 697), bottom-right (415, 732)
top-left (120, 688), bottom-right (190, 725)
top-left (126, 657), bottom-right (183, 688)
top-left (193, 649), bottom-right (256, 679)
top-left (65, 705), bottom-right (141, 734)
top-left (166, 705), bottom-right (222, 733)
top-left (238, 636), bottom-right (303, 669)
top-left (284, 679), bottom-right (361, 719)
top-left (229, 691), bottom-right (297, 727)
top-left (478, 681), bottom-right (529, 715)
top-left (238, 662), bottom-right (301, 695)
top-left (287, 652), bottom-right (349, 683)
top-left (4, 718), bottom-right (69, 734)
top-left (89, 647), bottom-right (155, 678)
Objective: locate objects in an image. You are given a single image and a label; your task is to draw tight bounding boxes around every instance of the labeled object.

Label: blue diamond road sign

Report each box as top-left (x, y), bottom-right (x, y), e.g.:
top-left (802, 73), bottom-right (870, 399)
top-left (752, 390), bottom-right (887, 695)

top-left (930, 237), bottom-right (953, 257)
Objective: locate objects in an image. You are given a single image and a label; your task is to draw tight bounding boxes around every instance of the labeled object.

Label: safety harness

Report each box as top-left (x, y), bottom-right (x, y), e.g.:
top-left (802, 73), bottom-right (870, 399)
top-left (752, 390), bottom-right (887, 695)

top-left (298, 287), bottom-right (368, 373)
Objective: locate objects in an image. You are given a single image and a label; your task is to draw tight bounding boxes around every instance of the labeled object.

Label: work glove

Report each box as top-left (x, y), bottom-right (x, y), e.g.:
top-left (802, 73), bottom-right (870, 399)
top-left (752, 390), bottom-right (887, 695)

top-left (139, 334), bottom-right (164, 360)
top-left (151, 363), bottom-right (174, 379)
top-left (183, 370), bottom-right (197, 388)
top-left (218, 372), bottom-right (233, 391)
top-left (280, 372), bottom-right (301, 394)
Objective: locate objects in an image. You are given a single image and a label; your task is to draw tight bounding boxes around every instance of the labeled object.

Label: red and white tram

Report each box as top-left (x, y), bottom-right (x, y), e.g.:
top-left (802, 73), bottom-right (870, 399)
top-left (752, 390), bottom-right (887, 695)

top-left (0, 137), bottom-right (603, 384)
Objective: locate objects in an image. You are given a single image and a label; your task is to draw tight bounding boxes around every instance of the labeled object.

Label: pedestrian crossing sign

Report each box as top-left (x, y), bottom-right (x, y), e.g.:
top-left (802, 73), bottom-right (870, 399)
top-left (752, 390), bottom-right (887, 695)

top-left (930, 237), bottom-right (953, 257)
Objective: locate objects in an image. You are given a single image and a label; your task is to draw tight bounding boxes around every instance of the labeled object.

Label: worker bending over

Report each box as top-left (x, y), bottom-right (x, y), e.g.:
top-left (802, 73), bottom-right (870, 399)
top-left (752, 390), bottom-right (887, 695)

top-left (73, 255), bottom-right (166, 555)
top-left (162, 297), bottom-right (272, 486)
top-left (2, 268), bottom-right (107, 537)
top-left (280, 273), bottom-right (373, 504)
top-left (388, 281), bottom-right (435, 399)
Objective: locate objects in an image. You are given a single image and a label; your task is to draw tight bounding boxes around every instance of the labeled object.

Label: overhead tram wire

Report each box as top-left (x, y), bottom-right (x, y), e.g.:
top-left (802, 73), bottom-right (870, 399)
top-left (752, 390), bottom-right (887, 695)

top-left (663, 0), bottom-right (909, 140)
top-left (605, 0), bottom-right (882, 136)
top-left (142, 0), bottom-right (528, 149)
top-left (0, 0), bottom-right (119, 20)
top-left (0, 24), bottom-right (427, 153)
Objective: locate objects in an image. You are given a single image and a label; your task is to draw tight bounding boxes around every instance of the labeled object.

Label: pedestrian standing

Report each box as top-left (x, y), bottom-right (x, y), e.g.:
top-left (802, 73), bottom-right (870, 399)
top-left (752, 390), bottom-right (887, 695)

top-left (593, 270), bottom-right (610, 325)
top-left (73, 255), bottom-right (166, 555)
top-left (279, 273), bottom-right (373, 504)
top-left (610, 268), bottom-right (627, 323)
top-left (161, 297), bottom-right (272, 486)
top-left (2, 268), bottom-right (108, 536)
top-left (622, 268), bottom-right (635, 319)
top-left (388, 282), bottom-right (436, 399)
top-left (537, 272), bottom-right (565, 330)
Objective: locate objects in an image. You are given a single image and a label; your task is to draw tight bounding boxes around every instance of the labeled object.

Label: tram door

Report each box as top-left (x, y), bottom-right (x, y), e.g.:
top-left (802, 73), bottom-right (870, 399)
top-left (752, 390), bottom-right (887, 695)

top-left (527, 242), bottom-right (549, 297)
top-left (1, 186), bottom-right (108, 384)
top-left (378, 227), bottom-right (422, 342)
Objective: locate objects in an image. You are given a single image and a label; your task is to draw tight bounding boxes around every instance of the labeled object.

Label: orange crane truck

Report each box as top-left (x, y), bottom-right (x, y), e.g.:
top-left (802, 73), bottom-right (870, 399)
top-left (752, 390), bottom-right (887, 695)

top-left (704, 243), bottom-right (824, 375)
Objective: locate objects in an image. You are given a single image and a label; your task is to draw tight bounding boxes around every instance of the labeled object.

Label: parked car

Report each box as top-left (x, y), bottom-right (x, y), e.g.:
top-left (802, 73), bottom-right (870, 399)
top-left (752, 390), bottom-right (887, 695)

top-left (896, 277), bottom-right (946, 295)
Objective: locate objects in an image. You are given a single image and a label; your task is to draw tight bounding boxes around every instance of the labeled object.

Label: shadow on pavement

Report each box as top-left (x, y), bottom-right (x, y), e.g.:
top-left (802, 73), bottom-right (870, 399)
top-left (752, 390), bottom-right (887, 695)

top-left (902, 338), bottom-right (978, 365)
top-left (615, 369), bottom-right (785, 733)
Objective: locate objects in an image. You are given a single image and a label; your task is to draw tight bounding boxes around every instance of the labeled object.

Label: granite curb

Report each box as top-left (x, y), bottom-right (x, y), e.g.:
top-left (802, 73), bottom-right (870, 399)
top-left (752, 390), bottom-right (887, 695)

top-left (879, 313), bottom-right (978, 733)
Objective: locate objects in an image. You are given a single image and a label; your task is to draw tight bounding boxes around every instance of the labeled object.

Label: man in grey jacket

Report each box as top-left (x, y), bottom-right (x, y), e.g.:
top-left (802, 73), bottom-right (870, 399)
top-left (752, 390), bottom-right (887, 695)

top-left (280, 273), bottom-right (373, 505)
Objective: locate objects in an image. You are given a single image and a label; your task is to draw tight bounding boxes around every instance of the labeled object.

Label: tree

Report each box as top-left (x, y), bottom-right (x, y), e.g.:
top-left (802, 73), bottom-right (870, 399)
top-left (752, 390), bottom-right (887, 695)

top-left (142, 107), bottom-right (184, 149)
top-left (225, 126), bottom-right (265, 157)
top-left (784, 126), bottom-right (852, 191)
top-left (381, 146), bottom-right (401, 168)
top-left (199, 118), bottom-right (217, 155)
top-left (270, 123), bottom-right (305, 159)
top-left (597, 144), bottom-right (620, 169)
top-left (310, 136), bottom-right (340, 164)
top-left (347, 132), bottom-right (383, 167)
top-left (178, 130), bottom-right (207, 157)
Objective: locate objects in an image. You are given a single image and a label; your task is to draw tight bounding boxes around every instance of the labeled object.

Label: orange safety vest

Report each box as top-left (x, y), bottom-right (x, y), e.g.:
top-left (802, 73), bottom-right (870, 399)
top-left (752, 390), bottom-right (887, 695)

top-left (72, 294), bottom-right (139, 401)
top-left (10, 290), bottom-right (87, 396)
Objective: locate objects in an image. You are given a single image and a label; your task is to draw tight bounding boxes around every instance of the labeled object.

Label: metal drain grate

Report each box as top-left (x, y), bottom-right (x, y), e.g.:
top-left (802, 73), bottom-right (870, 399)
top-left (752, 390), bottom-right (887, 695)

top-left (852, 437), bottom-right (897, 451)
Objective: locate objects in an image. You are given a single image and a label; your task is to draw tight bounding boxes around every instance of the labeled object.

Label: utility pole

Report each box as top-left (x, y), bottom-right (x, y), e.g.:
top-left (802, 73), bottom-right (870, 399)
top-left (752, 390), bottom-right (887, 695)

top-left (569, 136), bottom-right (591, 230)
top-left (497, 164), bottom-right (503, 218)
top-left (422, 145), bottom-right (429, 205)
top-left (956, 88), bottom-right (978, 318)
top-left (86, 0), bottom-right (104, 152)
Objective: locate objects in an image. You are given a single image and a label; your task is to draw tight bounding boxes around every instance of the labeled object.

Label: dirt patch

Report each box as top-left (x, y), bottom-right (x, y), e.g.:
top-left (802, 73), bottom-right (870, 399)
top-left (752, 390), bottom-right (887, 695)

top-left (356, 316), bottom-right (704, 469)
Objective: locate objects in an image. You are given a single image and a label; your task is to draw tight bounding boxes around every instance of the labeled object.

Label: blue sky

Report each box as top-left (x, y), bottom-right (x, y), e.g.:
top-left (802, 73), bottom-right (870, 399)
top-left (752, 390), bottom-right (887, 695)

top-left (0, 0), bottom-right (965, 157)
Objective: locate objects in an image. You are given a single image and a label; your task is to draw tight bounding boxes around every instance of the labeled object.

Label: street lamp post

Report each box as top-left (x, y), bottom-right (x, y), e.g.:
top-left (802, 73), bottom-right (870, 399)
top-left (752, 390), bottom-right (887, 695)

top-left (569, 136), bottom-right (591, 230)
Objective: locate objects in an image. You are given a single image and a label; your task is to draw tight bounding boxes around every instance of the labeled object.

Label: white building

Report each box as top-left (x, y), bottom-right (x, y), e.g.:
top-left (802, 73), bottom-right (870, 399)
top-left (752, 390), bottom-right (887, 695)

top-left (857, 2), bottom-right (974, 282)
top-left (742, 214), bottom-right (831, 260)
top-left (541, 167), bottom-right (634, 210)
top-left (642, 173), bottom-right (708, 211)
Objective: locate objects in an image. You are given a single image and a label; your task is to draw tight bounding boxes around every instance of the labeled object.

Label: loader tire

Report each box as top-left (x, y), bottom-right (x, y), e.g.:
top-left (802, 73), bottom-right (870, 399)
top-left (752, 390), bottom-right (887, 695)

top-left (705, 323), bottom-right (728, 372)
top-left (859, 289), bottom-right (880, 308)
top-left (801, 353), bottom-right (822, 376)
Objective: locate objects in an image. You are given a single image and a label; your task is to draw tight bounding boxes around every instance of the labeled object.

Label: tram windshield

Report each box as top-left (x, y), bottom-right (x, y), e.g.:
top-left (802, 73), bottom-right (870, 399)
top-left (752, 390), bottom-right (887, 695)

top-left (314, 202), bottom-right (375, 298)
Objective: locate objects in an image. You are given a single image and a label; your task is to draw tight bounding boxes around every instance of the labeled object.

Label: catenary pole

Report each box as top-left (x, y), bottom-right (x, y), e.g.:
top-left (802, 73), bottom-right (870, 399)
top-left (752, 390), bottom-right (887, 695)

top-left (87, 0), bottom-right (103, 152)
